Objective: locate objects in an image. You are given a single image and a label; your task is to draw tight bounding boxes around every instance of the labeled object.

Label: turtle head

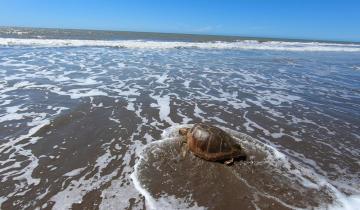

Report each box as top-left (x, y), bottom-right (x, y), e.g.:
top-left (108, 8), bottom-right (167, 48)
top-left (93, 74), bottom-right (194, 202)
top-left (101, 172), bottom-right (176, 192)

top-left (179, 127), bottom-right (190, 136)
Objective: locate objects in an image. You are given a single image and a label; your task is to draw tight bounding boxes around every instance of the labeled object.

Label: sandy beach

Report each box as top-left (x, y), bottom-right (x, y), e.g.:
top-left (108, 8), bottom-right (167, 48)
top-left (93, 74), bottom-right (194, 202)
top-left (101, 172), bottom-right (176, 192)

top-left (0, 28), bottom-right (359, 209)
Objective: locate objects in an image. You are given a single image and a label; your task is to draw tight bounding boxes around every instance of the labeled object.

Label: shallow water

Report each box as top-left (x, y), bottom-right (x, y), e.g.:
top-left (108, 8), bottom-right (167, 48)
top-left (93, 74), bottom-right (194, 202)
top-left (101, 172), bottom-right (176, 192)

top-left (0, 33), bottom-right (360, 209)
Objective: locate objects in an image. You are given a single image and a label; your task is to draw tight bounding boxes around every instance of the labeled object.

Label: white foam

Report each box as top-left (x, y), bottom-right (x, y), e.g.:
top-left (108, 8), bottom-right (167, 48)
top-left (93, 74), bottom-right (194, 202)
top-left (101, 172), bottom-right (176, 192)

top-left (108, 116), bottom-right (120, 124)
top-left (0, 112), bottom-right (25, 123)
top-left (63, 167), bottom-right (86, 177)
top-left (50, 146), bottom-right (118, 210)
top-left (184, 80), bottom-right (191, 88)
top-left (99, 181), bottom-right (142, 210)
top-left (73, 77), bottom-right (98, 85)
top-left (130, 165), bottom-right (157, 210)
top-left (193, 103), bottom-right (205, 119)
top-left (126, 102), bottom-right (135, 111)
top-left (270, 128), bottom-right (303, 142)
top-left (0, 114), bottom-right (51, 207)
top-left (1, 38), bottom-right (360, 52)
top-left (328, 194), bottom-right (360, 210)
top-left (149, 194), bottom-right (206, 210)
top-left (156, 73), bottom-right (168, 84)
top-left (67, 89), bottom-right (108, 99)
top-left (151, 94), bottom-right (174, 125)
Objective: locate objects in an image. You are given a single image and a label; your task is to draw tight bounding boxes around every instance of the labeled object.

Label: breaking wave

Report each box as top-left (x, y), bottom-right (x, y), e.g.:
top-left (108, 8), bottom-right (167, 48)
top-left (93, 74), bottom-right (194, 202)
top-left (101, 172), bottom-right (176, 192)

top-left (1, 38), bottom-right (360, 52)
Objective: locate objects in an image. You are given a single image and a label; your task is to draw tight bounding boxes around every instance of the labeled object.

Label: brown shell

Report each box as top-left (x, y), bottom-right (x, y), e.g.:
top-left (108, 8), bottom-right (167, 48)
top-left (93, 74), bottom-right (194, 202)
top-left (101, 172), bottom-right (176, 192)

top-left (186, 123), bottom-right (243, 161)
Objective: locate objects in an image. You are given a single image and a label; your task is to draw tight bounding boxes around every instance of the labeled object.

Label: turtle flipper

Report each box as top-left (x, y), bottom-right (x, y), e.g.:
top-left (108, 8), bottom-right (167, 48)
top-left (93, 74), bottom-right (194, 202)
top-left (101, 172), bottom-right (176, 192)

top-left (177, 137), bottom-right (188, 159)
top-left (178, 137), bottom-right (186, 149)
top-left (224, 158), bottom-right (234, 165)
top-left (179, 128), bottom-right (189, 136)
top-left (181, 142), bottom-right (188, 158)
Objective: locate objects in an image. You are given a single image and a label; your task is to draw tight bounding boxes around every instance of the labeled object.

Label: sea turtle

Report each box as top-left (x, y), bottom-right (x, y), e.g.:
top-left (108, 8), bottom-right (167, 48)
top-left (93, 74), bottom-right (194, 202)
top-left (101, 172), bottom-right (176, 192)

top-left (179, 123), bottom-right (246, 165)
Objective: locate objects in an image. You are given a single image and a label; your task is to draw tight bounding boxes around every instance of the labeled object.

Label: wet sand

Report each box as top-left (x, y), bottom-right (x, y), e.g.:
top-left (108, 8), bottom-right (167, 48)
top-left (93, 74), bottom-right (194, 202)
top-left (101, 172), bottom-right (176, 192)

top-left (0, 38), bottom-right (360, 209)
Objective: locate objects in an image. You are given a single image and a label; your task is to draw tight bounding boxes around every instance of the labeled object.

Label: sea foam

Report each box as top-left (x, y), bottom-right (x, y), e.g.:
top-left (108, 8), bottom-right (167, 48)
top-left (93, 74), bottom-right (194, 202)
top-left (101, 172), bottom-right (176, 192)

top-left (1, 38), bottom-right (360, 52)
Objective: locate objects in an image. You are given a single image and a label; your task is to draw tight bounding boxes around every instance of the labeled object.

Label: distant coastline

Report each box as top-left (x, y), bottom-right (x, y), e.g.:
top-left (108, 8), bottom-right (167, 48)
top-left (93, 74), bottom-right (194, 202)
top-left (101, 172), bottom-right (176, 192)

top-left (0, 25), bottom-right (358, 44)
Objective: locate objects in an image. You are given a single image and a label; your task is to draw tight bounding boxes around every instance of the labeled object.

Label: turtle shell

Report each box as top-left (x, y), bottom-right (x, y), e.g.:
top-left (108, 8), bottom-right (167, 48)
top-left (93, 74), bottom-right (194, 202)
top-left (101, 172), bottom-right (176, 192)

top-left (186, 123), bottom-right (243, 161)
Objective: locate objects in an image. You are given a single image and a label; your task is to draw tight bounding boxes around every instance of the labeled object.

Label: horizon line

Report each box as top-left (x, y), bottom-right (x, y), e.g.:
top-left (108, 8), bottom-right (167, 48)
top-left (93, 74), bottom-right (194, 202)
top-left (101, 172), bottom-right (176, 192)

top-left (1, 25), bottom-right (359, 44)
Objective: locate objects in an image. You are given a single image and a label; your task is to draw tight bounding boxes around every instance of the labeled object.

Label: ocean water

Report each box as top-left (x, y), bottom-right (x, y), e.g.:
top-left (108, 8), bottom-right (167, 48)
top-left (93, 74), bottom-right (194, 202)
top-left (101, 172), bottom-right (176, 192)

top-left (0, 27), bottom-right (359, 210)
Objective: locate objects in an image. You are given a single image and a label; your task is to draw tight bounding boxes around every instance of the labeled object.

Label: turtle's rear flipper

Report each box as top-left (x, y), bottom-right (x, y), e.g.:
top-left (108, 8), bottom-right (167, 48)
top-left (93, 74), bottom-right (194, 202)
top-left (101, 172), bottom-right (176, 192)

top-left (180, 143), bottom-right (188, 158)
top-left (224, 158), bottom-right (234, 165)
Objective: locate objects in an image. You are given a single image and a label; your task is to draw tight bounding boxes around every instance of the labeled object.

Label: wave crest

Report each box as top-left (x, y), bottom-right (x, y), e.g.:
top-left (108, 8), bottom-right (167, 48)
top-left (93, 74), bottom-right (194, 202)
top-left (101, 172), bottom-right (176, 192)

top-left (1, 38), bottom-right (360, 52)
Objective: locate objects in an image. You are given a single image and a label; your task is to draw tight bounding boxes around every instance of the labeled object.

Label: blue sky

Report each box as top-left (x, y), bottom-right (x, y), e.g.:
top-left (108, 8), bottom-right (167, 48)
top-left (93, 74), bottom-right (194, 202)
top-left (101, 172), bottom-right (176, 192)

top-left (0, 0), bottom-right (359, 41)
